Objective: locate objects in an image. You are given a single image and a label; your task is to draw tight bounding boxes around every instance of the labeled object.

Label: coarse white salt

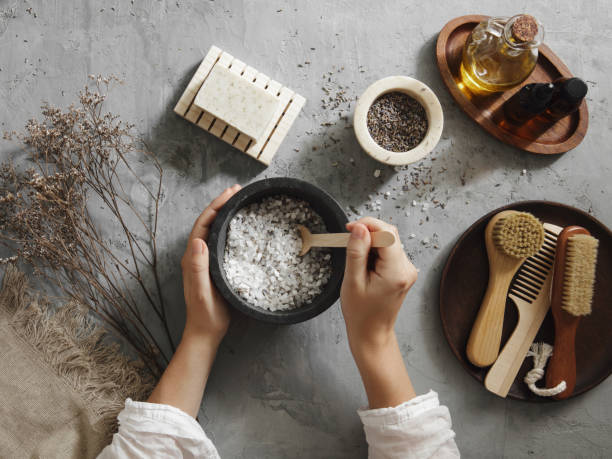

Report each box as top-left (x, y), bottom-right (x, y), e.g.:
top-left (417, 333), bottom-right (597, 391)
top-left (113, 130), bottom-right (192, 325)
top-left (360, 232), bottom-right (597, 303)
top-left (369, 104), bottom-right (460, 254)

top-left (373, 169), bottom-right (381, 178)
top-left (223, 195), bottom-right (332, 311)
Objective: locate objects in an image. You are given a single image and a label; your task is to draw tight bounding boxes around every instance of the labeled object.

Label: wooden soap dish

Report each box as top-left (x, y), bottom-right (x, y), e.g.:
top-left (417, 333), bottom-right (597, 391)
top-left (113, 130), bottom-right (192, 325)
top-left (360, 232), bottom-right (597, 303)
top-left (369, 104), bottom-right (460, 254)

top-left (436, 15), bottom-right (588, 155)
top-left (174, 46), bottom-right (306, 165)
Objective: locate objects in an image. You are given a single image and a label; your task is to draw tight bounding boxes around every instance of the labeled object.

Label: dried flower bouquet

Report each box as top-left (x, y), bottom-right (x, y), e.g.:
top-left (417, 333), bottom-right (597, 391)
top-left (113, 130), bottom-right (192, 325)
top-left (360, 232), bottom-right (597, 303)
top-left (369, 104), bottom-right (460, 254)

top-left (1, 76), bottom-right (172, 377)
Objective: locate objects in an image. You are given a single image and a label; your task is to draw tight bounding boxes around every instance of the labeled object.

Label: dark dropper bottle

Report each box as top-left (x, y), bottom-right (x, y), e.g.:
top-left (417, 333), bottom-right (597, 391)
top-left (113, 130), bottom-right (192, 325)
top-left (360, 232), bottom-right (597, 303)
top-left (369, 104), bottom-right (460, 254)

top-left (544, 77), bottom-right (588, 120)
top-left (503, 83), bottom-right (555, 124)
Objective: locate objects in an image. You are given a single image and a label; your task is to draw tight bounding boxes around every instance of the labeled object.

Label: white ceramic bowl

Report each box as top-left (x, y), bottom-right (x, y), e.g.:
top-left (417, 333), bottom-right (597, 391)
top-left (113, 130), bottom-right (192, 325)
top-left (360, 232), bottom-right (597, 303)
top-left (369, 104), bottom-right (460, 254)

top-left (354, 76), bottom-right (444, 166)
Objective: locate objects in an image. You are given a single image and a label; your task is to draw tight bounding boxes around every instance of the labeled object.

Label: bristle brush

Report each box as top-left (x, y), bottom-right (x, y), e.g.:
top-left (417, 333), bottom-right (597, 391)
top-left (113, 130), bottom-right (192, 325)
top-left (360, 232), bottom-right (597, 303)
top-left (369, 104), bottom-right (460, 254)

top-left (546, 226), bottom-right (599, 399)
top-left (467, 210), bottom-right (545, 367)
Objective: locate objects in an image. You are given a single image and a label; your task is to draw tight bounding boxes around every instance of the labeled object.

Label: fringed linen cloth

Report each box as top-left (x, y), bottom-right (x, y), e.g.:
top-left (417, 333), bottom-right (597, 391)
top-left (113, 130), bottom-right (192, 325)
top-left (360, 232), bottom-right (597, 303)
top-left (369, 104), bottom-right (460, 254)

top-left (0, 266), bottom-right (153, 458)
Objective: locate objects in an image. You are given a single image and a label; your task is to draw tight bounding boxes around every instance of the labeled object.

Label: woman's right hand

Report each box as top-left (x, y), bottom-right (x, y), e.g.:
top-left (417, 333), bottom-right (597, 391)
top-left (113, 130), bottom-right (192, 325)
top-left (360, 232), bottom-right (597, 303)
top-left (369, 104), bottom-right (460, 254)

top-left (340, 217), bottom-right (418, 348)
top-left (340, 217), bottom-right (418, 408)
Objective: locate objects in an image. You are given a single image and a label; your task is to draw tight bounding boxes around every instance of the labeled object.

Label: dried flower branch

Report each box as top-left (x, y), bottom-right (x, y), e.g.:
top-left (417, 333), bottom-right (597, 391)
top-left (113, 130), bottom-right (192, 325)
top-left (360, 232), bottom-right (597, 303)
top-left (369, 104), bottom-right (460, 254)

top-left (1, 76), bottom-right (173, 377)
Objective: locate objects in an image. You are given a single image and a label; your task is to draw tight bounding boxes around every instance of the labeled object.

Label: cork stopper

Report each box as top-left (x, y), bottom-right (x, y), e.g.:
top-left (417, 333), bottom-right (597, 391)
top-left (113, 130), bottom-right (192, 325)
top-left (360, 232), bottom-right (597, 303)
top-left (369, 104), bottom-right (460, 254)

top-left (511, 15), bottom-right (538, 43)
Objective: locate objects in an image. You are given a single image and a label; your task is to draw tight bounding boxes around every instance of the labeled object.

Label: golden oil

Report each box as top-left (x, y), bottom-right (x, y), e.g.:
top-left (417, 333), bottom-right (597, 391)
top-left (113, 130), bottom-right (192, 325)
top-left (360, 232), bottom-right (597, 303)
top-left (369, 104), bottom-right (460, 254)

top-left (460, 15), bottom-right (543, 96)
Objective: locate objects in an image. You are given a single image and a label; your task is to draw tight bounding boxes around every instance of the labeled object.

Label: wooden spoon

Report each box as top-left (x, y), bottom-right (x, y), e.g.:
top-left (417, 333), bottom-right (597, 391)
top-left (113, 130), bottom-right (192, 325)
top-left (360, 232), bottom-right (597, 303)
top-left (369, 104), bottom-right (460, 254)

top-left (297, 225), bottom-right (395, 256)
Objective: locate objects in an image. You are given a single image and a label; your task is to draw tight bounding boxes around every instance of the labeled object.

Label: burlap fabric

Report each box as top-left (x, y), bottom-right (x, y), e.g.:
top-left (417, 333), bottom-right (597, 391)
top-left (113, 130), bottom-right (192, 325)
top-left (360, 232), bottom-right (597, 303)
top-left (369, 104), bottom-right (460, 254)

top-left (0, 266), bottom-right (153, 458)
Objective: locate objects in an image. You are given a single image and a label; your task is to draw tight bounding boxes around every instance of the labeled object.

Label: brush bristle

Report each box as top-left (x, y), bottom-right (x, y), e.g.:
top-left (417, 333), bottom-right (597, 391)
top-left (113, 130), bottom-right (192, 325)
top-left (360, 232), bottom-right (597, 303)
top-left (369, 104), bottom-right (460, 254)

top-left (493, 212), bottom-right (545, 258)
top-left (562, 234), bottom-right (599, 316)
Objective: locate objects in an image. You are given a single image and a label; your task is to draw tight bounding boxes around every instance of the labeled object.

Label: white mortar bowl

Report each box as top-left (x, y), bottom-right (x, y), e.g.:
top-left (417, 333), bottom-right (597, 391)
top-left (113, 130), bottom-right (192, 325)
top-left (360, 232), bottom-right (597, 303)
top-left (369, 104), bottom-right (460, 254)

top-left (354, 76), bottom-right (444, 166)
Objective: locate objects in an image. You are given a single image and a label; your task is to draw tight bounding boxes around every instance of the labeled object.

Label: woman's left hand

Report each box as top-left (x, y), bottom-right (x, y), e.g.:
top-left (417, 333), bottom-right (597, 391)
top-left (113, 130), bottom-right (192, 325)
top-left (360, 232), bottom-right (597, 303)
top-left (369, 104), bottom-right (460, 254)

top-left (181, 184), bottom-right (241, 344)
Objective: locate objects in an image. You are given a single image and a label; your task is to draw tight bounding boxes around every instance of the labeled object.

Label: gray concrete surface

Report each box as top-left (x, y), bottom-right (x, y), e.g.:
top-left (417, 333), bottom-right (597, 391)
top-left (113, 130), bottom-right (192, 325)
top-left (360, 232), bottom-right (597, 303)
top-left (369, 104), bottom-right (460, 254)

top-left (1, 1), bottom-right (611, 457)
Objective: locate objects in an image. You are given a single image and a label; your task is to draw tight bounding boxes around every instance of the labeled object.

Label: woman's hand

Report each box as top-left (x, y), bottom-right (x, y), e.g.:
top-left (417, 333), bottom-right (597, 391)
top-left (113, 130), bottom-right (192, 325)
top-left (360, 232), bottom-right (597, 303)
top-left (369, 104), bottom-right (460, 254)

top-left (340, 217), bottom-right (418, 408)
top-left (341, 217), bottom-right (418, 349)
top-left (148, 185), bottom-right (241, 417)
top-left (181, 184), bottom-right (241, 344)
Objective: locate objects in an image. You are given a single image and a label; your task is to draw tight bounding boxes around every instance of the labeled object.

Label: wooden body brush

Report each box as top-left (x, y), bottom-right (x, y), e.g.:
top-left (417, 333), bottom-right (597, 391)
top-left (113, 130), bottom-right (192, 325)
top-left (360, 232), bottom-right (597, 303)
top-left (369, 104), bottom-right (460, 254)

top-left (467, 211), bottom-right (545, 367)
top-left (546, 226), bottom-right (599, 399)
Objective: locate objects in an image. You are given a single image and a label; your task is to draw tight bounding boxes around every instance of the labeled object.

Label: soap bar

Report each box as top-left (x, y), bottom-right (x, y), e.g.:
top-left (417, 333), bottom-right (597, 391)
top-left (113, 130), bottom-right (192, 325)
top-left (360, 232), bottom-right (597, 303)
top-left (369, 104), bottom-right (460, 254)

top-left (174, 46), bottom-right (306, 165)
top-left (193, 65), bottom-right (280, 140)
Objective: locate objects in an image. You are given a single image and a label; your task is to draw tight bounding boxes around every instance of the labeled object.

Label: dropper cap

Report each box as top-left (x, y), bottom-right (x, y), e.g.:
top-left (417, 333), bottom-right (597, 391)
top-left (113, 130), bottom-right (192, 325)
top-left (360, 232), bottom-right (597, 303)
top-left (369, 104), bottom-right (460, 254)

top-left (559, 78), bottom-right (588, 103)
top-left (534, 83), bottom-right (554, 101)
top-left (528, 83), bottom-right (554, 111)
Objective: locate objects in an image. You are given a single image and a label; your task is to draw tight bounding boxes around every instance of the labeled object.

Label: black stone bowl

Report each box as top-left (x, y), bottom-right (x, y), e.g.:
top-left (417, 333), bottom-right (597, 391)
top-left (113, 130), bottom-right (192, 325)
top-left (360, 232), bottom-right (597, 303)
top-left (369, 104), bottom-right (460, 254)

top-left (208, 178), bottom-right (348, 324)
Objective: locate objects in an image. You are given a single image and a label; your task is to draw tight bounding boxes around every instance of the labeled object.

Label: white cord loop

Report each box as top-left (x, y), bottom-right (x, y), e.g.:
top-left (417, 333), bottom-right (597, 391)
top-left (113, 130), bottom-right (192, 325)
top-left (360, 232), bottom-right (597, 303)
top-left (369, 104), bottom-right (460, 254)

top-left (524, 342), bottom-right (566, 397)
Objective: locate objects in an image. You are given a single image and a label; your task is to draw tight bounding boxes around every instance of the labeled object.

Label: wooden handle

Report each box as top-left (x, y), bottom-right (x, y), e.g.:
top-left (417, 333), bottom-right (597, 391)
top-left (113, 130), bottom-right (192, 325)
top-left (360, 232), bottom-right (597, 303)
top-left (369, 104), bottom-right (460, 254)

top-left (545, 226), bottom-right (589, 399)
top-left (485, 292), bottom-right (553, 397)
top-left (466, 275), bottom-right (514, 367)
top-left (546, 320), bottom-right (578, 399)
top-left (308, 231), bottom-right (395, 249)
top-left (484, 311), bottom-right (535, 397)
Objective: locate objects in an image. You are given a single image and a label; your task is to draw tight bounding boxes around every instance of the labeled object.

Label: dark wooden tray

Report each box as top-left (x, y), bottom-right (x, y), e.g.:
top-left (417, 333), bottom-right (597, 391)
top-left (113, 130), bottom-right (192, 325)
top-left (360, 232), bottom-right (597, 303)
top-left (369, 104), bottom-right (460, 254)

top-left (436, 15), bottom-right (588, 155)
top-left (439, 201), bottom-right (612, 401)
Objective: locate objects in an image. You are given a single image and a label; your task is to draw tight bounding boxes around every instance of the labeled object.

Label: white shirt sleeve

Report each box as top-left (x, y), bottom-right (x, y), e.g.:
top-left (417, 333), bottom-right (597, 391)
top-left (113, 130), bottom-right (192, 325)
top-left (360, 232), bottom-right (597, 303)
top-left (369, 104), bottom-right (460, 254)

top-left (97, 399), bottom-right (220, 459)
top-left (358, 390), bottom-right (460, 459)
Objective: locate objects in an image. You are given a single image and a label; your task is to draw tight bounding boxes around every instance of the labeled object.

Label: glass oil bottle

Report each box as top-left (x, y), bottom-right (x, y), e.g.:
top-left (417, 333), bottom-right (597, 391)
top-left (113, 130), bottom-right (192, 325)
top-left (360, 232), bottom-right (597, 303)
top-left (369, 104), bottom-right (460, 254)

top-left (460, 15), bottom-right (544, 96)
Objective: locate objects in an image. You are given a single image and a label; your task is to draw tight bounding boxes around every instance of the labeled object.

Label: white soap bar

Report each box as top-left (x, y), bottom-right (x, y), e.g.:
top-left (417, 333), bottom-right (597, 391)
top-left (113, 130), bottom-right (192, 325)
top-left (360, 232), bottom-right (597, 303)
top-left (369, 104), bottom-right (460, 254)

top-left (193, 65), bottom-right (280, 140)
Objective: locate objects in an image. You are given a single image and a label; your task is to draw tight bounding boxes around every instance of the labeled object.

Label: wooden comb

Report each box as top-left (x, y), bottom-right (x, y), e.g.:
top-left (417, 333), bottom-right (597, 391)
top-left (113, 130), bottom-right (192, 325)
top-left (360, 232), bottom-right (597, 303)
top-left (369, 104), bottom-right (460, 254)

top-left (484, 223), bottom-right (562, 397)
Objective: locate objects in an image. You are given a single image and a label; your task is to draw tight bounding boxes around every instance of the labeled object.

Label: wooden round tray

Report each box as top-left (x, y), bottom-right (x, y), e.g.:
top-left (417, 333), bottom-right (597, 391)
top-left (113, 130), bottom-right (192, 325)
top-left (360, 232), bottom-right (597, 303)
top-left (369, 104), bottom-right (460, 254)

top-left (439, 201), bottom-right (612, 401)
top-left (436, 15), bottom-right (588, 155)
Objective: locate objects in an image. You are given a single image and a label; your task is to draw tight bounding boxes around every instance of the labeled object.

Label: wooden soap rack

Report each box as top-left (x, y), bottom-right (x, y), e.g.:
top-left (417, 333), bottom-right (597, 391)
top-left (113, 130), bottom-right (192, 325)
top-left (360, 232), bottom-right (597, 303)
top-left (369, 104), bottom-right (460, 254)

top-left (174, 46), bottom-right (306, 165)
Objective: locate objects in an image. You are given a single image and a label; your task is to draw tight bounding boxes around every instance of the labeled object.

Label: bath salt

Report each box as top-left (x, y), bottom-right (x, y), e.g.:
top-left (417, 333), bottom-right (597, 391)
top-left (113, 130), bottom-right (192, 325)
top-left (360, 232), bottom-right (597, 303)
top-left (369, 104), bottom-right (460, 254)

top-left (223, 195), bottom-right (333, 311)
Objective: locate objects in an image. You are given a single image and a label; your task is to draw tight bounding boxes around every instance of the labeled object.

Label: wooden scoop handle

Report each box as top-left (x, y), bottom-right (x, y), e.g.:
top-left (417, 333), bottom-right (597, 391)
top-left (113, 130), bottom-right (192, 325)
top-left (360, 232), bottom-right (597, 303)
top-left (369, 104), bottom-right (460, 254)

top-left (308, 231), bottom-right (395, 249)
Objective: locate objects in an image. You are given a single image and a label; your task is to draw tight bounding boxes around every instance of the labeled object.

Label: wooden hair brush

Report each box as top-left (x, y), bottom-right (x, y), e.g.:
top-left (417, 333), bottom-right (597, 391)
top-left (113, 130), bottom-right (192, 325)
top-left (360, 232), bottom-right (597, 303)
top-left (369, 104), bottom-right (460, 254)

top-left (467, 210), bottom-right (545, 367)
top-left (546, 226), bottom-right (599, 399)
